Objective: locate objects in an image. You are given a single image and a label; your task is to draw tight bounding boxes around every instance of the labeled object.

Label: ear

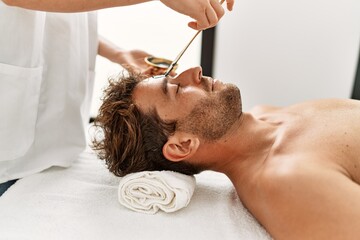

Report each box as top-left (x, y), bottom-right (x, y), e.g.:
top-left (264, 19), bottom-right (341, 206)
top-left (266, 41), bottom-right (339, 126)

top-left (162, 132), bottom-right (200, 162)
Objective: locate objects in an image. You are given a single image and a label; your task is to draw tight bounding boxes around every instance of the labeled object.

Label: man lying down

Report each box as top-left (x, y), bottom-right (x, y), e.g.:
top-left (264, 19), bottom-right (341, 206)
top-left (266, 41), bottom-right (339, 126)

top-left (92, 66), bottom-right (360, 240)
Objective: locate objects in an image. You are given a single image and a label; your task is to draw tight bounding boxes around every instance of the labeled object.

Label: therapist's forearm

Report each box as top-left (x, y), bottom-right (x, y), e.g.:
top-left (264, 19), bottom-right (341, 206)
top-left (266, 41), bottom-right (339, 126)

top-left (98, 36), bottom-right (153, 74)
top-left (98, 36), bottom-right (128, 65)
top-left (2, 0), bottom-right (151, 12)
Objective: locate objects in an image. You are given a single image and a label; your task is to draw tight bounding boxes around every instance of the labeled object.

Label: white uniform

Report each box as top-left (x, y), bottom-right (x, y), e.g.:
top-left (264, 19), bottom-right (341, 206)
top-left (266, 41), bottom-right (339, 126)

top-left (0, 2), bottom-right (98, 183)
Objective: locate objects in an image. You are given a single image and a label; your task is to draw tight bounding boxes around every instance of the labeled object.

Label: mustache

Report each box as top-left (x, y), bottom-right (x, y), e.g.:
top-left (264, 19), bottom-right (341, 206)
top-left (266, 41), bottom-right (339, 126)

top-left (201, 76), bottom-right (213, 92)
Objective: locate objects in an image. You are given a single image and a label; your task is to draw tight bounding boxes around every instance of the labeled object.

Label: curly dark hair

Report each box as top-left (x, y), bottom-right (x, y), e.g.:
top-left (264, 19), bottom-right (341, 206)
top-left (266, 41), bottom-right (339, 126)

top-left (91, 71), bottom-right (201, 177)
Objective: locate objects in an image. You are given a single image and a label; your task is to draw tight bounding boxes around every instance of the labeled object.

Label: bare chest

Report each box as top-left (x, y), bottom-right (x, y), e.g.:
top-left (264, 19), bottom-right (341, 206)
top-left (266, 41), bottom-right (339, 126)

top-left (282, 113), bottom-right (360, 183)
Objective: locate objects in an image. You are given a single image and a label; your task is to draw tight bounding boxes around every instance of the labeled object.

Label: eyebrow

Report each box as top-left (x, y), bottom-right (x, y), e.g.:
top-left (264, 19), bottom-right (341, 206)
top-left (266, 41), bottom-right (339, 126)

top-left (162, 77), bottom-right (168, 95)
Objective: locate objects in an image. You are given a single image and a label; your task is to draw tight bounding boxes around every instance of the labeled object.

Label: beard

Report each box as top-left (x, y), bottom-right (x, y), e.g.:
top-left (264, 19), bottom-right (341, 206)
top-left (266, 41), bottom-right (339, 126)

top-left (177, 83), bottom-right (242, 141)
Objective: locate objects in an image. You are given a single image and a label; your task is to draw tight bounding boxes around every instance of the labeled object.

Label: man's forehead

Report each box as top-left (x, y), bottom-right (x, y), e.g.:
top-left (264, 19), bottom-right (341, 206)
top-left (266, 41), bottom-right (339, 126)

top-left (137, 77), bottom-right (162, 88)
top-left (135, 77), bottom-right (164, 95)
top-left (132, 77), bottom-right (164, 112)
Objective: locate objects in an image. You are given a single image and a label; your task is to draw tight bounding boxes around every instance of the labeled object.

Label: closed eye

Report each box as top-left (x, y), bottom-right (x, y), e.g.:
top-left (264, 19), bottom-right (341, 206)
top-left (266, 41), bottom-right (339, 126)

top-left (176, 83), bottom-right (180, 94)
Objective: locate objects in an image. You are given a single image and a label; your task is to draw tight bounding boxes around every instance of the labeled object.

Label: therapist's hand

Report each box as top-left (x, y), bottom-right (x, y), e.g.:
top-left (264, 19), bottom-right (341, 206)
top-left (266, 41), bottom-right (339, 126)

top-left (115, 49), bottom-right (153, 75)
top-left (160, 0), bottom-right (234, 30)
top-left (115, 50), bottom-right (176, 76)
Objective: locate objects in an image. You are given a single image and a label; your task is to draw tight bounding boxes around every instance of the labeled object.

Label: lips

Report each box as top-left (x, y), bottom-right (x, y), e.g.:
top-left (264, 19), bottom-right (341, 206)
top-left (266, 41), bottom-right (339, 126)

top-left (202, 77), bottom-right (216, 92)
top-left (211, 78), bottom-right (219, 91)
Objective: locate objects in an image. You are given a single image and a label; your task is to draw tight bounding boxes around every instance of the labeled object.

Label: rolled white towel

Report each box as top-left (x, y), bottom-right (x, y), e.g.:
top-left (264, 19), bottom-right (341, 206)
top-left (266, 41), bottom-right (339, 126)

top-left (118, 171), bottom-right (196, 214)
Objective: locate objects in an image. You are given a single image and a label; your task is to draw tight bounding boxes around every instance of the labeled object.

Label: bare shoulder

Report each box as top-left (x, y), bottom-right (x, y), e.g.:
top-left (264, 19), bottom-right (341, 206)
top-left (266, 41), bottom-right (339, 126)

top-left (286, 98), bottom-right (360, 112)
top-left (249, 104), bottom-right (283, 117)
top-left (258, 159), bottom-right (360, 240)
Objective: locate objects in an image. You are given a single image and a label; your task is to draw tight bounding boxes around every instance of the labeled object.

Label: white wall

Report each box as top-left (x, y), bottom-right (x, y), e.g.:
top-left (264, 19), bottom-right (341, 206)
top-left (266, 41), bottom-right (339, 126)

top-left (91, 1), bottom-right (202, 116)
top-left (214, 0), bottom-right (360, 111)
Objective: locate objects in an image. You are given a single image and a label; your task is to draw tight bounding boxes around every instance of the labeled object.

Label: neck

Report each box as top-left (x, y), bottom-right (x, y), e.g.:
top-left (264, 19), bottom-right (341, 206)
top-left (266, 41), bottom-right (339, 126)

top-left (199, 112), bottom-right (280, 181)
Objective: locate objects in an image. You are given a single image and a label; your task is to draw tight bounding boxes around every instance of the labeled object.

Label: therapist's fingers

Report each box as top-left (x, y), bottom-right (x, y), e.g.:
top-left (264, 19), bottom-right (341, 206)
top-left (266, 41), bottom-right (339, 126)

top-left (225, 0), bottom-right (234, 11)
top-left (160, 0), bottom-right (233, 30)
top-left (210, 0), bottom-right (225, 19)
top-left (148, 67), bottom-right (177, 77)
top-left (142, 66), bottom-right (155, 75)
top-left (188, 10), bottom-right (217, 30)
top-left (188, 0), bottom-right (227, 30)
top-left (188, 9), bottom-right (211, 30)
top-left (188, 4), bottom-right (224, 30)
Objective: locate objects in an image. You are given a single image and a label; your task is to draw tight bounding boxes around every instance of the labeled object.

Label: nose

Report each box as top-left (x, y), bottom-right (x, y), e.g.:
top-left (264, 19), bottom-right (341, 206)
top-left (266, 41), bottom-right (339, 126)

top-left (173, 66), bottom-right (202, 86)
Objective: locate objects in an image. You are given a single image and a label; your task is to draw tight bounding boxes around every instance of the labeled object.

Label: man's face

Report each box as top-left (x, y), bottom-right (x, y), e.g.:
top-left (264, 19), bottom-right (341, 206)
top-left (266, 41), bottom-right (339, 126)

top-left (132, 67), bottom-right (242, 141)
